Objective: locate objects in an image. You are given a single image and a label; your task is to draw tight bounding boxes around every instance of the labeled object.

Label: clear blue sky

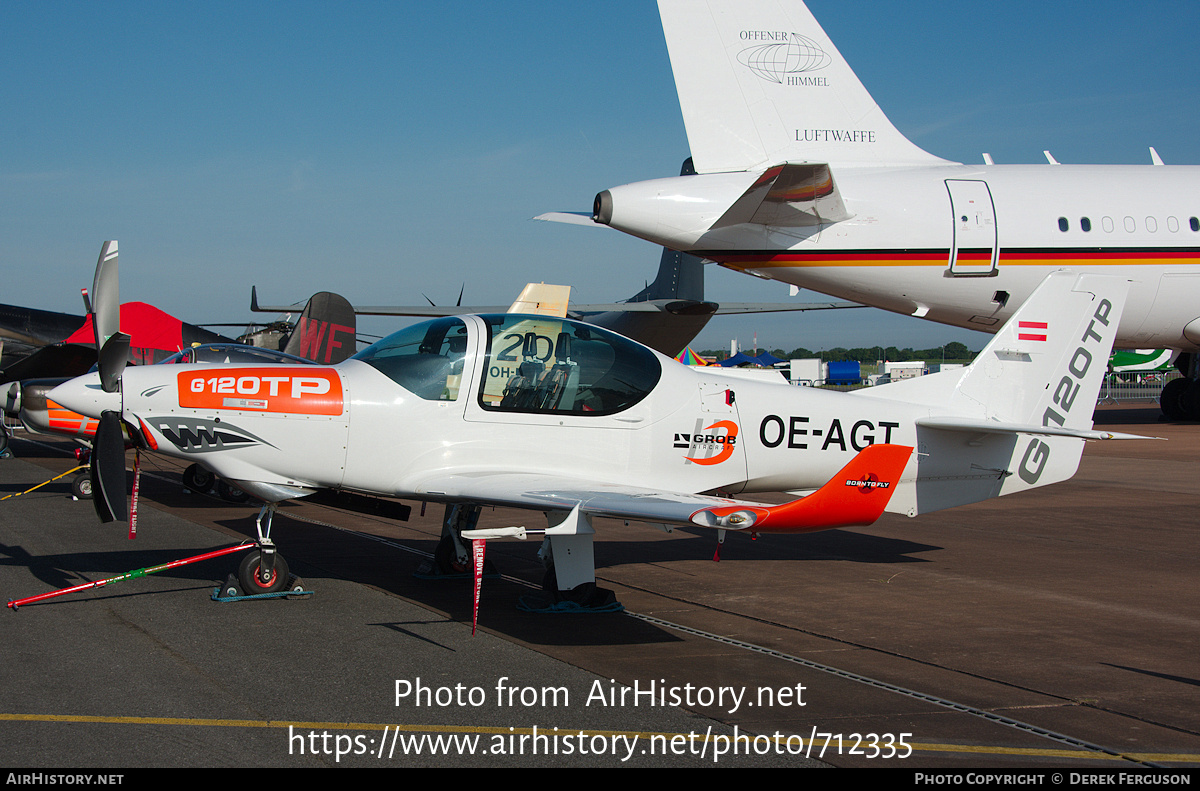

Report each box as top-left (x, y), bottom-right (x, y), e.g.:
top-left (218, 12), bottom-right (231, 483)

top-left (3, 1), bottom-right (1198, 354)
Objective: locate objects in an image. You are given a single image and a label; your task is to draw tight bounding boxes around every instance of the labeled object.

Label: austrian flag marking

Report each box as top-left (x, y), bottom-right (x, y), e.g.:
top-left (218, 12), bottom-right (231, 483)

top-left (1018, 321), bottom-right (1048, 342)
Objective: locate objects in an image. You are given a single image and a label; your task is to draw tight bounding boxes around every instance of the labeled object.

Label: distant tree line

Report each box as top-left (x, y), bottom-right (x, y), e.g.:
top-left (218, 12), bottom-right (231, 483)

top-left (700, 341), bottom-right (976, 363)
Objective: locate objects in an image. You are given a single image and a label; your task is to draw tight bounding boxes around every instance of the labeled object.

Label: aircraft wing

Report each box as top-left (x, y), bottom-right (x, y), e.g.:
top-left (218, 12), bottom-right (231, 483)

top-left (252, 290), bottom-right (860, 318)
top-left (323, 300), bottom-right (861, 317)
top-left (408, 443), bottom-right (912, 533)
top-left (710, 301), bottom-right (861, 314)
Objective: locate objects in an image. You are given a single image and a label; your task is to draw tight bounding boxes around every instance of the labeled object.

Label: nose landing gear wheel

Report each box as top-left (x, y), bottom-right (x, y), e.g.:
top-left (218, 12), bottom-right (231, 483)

top-left (72, 474), bottom-right (94, 500)
top-left (237, 550), bottom-right (292, 595)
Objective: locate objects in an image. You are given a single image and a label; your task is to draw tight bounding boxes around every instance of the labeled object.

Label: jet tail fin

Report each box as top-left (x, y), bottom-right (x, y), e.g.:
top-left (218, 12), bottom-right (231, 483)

top-left (282, 292), bottom-right (357, 364)
top-left (657, 0), bottom-right (949, 171)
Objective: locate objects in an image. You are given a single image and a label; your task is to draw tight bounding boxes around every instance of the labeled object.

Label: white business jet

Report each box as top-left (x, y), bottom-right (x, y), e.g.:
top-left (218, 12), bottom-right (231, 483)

top-left (541, 0), bottom-right (1200, 418)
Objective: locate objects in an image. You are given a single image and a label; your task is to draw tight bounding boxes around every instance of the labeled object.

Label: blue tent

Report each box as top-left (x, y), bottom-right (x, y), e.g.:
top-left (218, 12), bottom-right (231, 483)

top-left (717, 351), bottom-right (785, 368)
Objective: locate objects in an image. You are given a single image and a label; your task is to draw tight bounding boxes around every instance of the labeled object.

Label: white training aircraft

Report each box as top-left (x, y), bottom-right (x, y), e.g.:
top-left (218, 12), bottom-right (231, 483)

top-left (51, 250), bottom-right (1145, 611)
top-left (540, 0), bottom-right (1200, 416)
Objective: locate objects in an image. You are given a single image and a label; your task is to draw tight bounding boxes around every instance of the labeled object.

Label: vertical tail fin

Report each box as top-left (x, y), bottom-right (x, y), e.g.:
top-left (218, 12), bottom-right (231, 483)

top-left (874, 272), bottom-right (1130, 429)
top-left (657, 0), bottom-right (949, 171)
top-left (953, 272), bottom-right (1129, 430)
top-left (874, 272), bottom-right (1132, 516)
top-left (282, 292), bottom-right (357, 364)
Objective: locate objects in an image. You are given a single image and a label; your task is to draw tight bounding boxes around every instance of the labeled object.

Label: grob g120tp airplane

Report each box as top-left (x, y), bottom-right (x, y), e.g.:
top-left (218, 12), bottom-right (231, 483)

top-left (49, 244), bottom-right (1144, 613)
top-left (542, 0), bottom-right (1200, 419)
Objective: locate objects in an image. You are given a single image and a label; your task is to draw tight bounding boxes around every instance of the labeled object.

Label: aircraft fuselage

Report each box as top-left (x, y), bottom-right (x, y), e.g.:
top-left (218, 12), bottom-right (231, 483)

top-left (600, 163), bottom-right (1200, 350)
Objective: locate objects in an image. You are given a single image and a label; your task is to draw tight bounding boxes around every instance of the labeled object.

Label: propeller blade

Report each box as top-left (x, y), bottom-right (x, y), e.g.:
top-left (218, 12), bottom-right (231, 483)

top-left (91, 241), bottom-right (129, 393)
top-left (3, 381), bottom-right (20, 417)
top-left (91, 410), bottom-right (128, 523)
top-left (91, 241), bottom-right (120, 348)
top-left (97, 332), bottom-right (130, 394)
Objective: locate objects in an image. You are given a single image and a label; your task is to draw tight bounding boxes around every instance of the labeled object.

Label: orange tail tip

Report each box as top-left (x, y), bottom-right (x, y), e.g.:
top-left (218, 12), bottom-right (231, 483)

top-left (691, 444), bottom-right (913, 534)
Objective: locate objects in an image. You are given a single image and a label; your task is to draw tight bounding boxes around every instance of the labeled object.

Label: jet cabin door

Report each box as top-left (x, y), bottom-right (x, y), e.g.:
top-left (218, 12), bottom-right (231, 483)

top-left (946, 180), bottom-right (998, 277)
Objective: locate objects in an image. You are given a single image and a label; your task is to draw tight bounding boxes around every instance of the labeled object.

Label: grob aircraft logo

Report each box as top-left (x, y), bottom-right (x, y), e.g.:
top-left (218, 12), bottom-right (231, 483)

top-left (675, 419), bottom-right (739, 466)
top-left (737, 32), bottom-right (830, 84)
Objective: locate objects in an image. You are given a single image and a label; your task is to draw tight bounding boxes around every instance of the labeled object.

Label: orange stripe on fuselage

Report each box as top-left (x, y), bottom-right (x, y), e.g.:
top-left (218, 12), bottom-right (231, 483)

top-left (45, 401), bottom-right (99, 438)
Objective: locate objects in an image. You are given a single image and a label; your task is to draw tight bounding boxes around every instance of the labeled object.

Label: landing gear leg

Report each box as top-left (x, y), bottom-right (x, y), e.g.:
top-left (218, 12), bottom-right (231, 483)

top-left (232, 504), bottom-right (296, 595)
top-left (530, 506), bottom-right (620, 611)
top-left (437, 504), bottom-right (478, 574)
top-left (423, 503), bottom-right (499, 578)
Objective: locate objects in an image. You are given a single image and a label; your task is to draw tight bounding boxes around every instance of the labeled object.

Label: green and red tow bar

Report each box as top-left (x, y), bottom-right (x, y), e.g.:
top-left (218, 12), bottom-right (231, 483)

top-left (7, 542), bottom-right (253, 610)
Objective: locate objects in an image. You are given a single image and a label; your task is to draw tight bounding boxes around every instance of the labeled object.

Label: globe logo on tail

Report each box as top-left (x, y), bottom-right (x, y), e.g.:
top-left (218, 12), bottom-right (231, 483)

top-left (738, 34), bottom-right (830, 83)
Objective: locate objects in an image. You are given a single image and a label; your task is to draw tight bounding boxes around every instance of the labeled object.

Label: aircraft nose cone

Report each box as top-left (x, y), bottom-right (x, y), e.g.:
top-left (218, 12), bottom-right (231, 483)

top-left (48, 373), bottom-right (119, 419)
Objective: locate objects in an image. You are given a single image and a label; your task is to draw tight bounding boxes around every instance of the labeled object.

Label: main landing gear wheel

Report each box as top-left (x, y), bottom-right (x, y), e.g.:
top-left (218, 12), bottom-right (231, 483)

top-left (434, 533), bottom-right (468, 574)
top-left (1160, 377), bottom-right (1190, 421)
top-left (540, 566), bottom-right (618, 610)
top-left (217, 480), bottom-right (250, 504)
top-left (237, 550), bottom-right (292, 595)
top-left (72, 474), bottom-right (93, 500)
top-left (182, 464), bottom-right (214, 493)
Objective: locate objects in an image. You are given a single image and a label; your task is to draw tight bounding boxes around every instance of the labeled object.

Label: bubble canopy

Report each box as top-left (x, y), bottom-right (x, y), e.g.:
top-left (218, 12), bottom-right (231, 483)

top-left (352, 314), bottom-right (662, 415)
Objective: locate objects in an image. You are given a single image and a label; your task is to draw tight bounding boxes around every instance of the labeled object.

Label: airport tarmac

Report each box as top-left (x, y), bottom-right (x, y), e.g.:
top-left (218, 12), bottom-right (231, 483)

top-left (1, 404), bottom-right (1197, 769)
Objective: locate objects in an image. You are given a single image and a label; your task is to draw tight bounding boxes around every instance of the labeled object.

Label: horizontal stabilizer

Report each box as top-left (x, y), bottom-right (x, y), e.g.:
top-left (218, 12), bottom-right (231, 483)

top-left (915, 416), bottom-right (1157, 442)
top-left (534, 211), bottom-right (600, 227)
top-left (711, 163), bottom-right (852, 229)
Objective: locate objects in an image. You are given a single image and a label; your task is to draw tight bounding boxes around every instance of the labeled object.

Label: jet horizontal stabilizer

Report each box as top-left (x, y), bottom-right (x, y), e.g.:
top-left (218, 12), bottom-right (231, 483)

top-left (533, 211), bottom-right (599, 228)
top-left (711, 163), bottom-right (852, 229)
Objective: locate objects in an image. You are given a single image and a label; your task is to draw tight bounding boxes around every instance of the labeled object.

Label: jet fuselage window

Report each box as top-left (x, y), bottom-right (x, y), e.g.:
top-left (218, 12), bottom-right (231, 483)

top-left (477, 314), bottom-right (661, 416)
top-left (1057, 217), bottom-right (1069, 232)
top-left (352, 317), bottom-right (468, 401)
top-left (1191, 217), bottom-right (1199, 232)
top-left (1080, 217), bottom-right (1091, 232)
